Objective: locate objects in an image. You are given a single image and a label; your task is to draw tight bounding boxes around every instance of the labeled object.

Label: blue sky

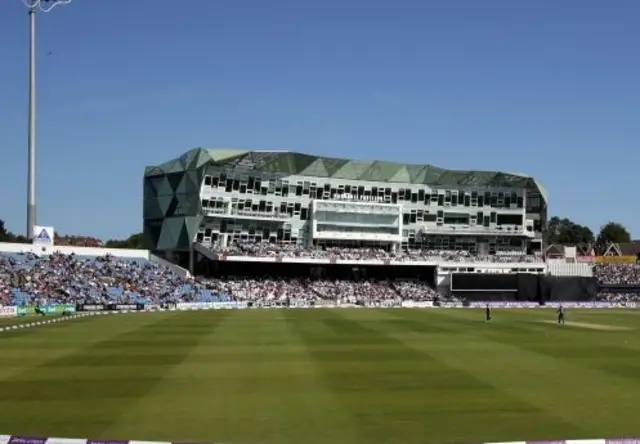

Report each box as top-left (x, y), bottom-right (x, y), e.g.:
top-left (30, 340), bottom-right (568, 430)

top-left (1, 0), bottom-right (639, 240)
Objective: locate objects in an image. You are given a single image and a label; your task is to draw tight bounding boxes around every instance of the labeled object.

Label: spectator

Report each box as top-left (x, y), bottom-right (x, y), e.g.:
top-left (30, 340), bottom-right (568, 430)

top-left (212, 241), bottom-right (542, 263)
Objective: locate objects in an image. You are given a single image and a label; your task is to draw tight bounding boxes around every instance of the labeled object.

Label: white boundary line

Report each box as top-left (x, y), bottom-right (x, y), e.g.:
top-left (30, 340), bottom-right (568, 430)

top-left (0, 310), bottom-right (139, 333)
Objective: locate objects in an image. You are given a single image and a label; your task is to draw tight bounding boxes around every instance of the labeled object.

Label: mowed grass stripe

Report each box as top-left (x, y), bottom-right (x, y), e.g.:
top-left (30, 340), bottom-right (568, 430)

top-left (387, 309), bottom-right (640, 440)
top-left (106, 310), bottom-right (359, 444)
top-left (288, 309), bottom-right (566, 444)
top-left (0, 311), bottom-right (230, 439)
top-left (0, 314), bottom-right (159, 379)
top-left (452, 310), bottom-right (640, 396)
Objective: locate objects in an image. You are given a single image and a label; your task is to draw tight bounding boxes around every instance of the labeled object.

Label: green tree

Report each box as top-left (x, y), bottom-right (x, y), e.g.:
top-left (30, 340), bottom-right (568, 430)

top-left (104, 232), bottom-right (146, 249)
top-left (0, 219), bottom-right (10, 242)
top-left (597, 222), bottom-right (631, 248)
top-left (0, 220), bottom-right (28, 243)
top-left (545, 216), bottom-right (595, 245)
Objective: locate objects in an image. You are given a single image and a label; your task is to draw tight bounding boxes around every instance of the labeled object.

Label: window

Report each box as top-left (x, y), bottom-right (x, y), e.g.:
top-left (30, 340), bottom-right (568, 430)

top-left (497, 214), bottom-right (523, 225)
top-left (204, 176), bottom-right (212, 186)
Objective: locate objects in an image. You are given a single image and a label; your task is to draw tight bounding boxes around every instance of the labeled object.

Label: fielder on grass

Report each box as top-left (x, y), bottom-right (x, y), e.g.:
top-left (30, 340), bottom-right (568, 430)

top-left (557, 305), bottom-right (565, 324)
top-left (485, 304), bottom-right (492, 322)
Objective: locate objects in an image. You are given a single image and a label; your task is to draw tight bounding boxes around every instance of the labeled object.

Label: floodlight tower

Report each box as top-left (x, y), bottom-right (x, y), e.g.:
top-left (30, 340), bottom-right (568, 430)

top-left (20, 0), bottom-right (72, 239)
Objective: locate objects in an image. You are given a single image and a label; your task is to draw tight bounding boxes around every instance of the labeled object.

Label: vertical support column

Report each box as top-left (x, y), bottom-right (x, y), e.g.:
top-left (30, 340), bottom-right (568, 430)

top-left (26, 4), bottom-right (37, 239)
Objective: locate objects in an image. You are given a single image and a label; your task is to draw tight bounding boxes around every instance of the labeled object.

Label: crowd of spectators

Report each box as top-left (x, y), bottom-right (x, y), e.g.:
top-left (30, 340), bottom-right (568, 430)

top-left (594, 263), bottom-right (640, 286)
top-left (202, 278), bottom-right (439, 304)
top-left (213, 242), bottom-right (542, 263)
top-left (0, 252), bottom-right (199, 306)
top-left (204, 278), bottom-right (316, 302)
top-left (6, 249), bottom-right (640, 308)
top-left (596, 291), bottom-right (640, 303)
top-left (0, 252), bottom-right (440, 306)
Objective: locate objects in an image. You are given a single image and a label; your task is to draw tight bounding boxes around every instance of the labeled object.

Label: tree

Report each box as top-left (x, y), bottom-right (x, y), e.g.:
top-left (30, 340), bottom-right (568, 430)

top-left (545, 216), bottom-right (595, 246)
top-left (597, 222), bottom-right (631, 248)
top-left (0, 219), bottom-right (28, 244)
top-left (0, 219), bottom-right (10, 242)
top-left (104, 232), bottom-right (146, 249)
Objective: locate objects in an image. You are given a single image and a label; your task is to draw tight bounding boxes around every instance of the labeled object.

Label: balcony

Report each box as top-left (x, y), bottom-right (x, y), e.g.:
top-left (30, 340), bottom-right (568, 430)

top-left (203, 208), bottom-right (290, 221)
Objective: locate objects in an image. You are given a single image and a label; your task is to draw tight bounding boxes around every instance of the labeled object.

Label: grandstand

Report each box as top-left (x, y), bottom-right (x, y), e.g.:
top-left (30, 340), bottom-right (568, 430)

top-left (3, 148), bottom-right (640, 444)
top-left (143, 148), bottom-right (548, 271)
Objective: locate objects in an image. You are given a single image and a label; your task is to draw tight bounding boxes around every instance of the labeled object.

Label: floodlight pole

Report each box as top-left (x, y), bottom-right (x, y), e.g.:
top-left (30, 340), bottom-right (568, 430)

top-left (26, 1), bottom-right (36, 240)
top-left (22, 0), bottom-right (71, 239)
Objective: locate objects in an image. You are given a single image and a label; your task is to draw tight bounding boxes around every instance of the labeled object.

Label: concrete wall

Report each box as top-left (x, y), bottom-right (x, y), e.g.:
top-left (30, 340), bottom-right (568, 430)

top-left (0, 242), bottom-right (149, 259)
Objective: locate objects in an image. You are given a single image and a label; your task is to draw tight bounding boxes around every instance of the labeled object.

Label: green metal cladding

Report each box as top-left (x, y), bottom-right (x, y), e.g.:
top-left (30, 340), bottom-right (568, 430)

top-left (143, 147), bottom-right (547, 251)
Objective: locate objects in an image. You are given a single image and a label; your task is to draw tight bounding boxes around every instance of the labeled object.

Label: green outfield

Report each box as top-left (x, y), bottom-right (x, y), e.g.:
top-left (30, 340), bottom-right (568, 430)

top-left (0, 308), bottom-right (639, 444)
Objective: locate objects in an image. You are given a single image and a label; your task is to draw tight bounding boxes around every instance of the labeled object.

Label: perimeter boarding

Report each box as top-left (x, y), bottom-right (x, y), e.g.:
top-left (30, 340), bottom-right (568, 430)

top-left (0, 300), bottom-right (637, 320)
top-left (0, 433), bottom-right (638, 444)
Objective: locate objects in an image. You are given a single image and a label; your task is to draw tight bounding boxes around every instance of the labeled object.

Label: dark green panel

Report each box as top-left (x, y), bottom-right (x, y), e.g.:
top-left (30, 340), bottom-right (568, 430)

top-left (182, 216), bottom-right (202, 242)
top-left (156, 195), bottom-right (175, 217)
top-left (176, 172), bottom-right (200, 194)
top-left (157, 218), bottom-right (182, 250)
top-left (406, 165), bottom-right (428, 183)
top-left (143, 218), bottom-right (163, 251)
top-left (167, 173), bottom-right (183, 192)
top-left (360, 161), bottom-right (402, 182)
top-left (176, 222), bottom-right (191, 248)
top-left (323, 158), bottom-right (349, 176)
top-left (331, 160), bottom-right (374, 180)
top-left (187, 148), bottom-right (210, 170)
top-left (150, 175), bottom-right (173, 196)
top-left (174, 193), bottom-right (200, 217)
top-left (144, 179), bottom-right (157, 200)
top-left (143, 198), bottom-right (164, 220)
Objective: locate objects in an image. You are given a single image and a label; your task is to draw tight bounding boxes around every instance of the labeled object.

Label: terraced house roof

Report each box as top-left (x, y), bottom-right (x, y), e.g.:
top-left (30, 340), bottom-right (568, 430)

top-left (145, 148), bottom-right (547, 201)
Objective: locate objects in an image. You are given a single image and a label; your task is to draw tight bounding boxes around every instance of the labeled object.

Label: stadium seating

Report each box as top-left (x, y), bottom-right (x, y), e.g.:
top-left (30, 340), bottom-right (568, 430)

top-left (5, 247), bottom-right (640, 306)
top-left (0, 250), bottom-right (440, 306)
top-left (209, 242), bottom-right (543, 263)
